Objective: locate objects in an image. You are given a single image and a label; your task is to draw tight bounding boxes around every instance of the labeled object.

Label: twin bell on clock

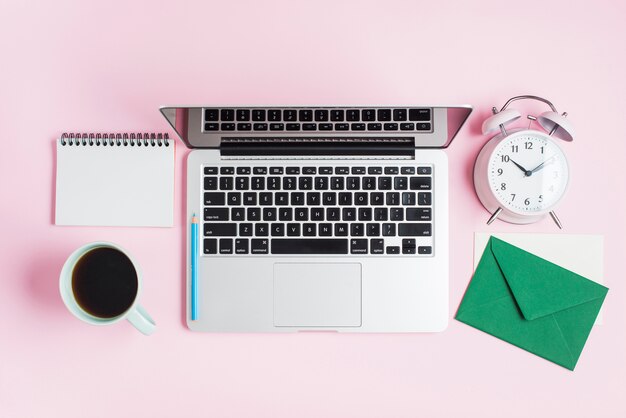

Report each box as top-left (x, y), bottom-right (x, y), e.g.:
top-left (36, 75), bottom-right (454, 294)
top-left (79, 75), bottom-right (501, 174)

top-left (473, 95), bottom-right (574, 229)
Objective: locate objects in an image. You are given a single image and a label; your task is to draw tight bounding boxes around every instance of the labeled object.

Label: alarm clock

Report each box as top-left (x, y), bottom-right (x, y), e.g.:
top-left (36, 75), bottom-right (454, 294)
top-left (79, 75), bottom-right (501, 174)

top-left (473, 95), bottom-right (574, 228)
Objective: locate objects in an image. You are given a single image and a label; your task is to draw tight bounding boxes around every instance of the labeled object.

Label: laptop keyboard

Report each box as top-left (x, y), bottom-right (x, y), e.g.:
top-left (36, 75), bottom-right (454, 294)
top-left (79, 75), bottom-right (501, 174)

top-left (202, 107), bottom-right (432, 133)
top-left (202, 164), bottom-right (434, 256)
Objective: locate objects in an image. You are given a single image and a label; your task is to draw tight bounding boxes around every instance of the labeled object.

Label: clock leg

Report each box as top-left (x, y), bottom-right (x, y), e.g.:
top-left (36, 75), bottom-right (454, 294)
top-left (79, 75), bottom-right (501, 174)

top-left (486, 207), bottom-right (503, 225)
top-left (549, 211), bottom-right (563, 229)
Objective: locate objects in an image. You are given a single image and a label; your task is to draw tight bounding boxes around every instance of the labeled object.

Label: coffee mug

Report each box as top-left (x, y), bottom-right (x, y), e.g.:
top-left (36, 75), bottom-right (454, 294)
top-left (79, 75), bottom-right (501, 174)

top-left (59, 241), bottom-right (156, 335)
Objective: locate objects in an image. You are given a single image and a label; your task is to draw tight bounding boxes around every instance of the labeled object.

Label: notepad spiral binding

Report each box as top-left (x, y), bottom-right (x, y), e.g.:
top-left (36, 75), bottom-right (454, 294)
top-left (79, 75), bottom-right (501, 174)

top-left (60, 132), bottom-right (170, 147)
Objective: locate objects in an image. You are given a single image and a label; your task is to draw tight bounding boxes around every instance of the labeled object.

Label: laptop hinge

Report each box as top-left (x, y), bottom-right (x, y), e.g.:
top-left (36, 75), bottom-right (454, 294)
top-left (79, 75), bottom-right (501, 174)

top-left (220, 137), bottom-right (415, 157)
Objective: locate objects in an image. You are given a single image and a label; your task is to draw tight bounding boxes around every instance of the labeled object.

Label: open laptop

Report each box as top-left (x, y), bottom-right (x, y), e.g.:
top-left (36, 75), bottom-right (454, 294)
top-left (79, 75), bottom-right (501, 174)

top-left (161, 105), bottom-right (471, 332)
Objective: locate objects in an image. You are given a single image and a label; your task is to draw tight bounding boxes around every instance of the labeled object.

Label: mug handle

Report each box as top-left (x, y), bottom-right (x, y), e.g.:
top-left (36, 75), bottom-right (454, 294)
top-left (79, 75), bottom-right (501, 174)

top-left (126, 305), bottom-right (156, 335)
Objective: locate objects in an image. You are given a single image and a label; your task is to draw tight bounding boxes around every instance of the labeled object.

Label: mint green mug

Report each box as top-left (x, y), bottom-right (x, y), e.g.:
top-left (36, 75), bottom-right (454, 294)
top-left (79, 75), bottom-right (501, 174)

top-left (59, 242), bottom-right (156, 335)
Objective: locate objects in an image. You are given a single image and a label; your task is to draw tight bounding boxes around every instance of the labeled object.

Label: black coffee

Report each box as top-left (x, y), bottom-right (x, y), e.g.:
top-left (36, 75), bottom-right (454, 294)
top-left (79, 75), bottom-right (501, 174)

top-left (72, 247), bottom-right (138, 318)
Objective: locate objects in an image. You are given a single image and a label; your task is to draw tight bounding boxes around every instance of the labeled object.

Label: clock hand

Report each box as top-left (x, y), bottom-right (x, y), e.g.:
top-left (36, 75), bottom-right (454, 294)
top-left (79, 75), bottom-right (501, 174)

top-left (529, 155), bottom-right (556, 174)
top-left (509, 159), bottom-right (532, 177)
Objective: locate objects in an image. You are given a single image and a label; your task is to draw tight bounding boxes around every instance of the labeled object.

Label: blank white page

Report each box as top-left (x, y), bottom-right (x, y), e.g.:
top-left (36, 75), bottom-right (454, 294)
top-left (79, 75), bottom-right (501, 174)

top-left (55, 137), bottom-right (175, 227)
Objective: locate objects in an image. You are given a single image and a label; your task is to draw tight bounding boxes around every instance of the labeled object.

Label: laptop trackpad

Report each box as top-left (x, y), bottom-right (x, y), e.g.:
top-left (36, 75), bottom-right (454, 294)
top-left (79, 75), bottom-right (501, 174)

top-left (273, 263), bottom-right (362, 327)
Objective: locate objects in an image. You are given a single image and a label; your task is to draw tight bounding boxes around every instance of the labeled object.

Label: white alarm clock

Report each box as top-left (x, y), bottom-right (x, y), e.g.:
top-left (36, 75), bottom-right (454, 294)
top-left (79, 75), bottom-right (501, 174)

top-left (473, 95), bottom-right (574, 228)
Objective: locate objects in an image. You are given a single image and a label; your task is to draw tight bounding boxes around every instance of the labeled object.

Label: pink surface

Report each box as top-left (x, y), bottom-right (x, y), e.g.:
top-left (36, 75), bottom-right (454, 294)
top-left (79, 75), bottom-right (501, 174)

top-left (1, 0), bottom-right (625, 417)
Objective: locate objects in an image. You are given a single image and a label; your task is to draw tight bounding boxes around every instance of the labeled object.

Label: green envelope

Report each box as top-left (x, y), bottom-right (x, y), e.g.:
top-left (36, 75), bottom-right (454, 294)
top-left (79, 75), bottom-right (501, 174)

top-left (455, 236), bottom-right (608, 370)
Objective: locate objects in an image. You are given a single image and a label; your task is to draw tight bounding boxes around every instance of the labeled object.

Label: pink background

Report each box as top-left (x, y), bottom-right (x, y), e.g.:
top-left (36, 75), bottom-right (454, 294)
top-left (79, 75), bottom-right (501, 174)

top-left (1, 0), bottom-right (625, 417)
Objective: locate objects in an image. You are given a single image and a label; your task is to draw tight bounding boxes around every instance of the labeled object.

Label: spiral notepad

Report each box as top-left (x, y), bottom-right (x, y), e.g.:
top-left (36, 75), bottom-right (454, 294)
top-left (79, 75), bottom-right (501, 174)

top-left (55, 133), bottom-right (175, 227)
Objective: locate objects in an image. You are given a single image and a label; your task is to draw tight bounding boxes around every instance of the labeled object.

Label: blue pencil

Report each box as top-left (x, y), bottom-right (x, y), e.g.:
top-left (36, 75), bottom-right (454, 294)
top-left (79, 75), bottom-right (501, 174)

top-left (191, 214), bottom-right (198, 320)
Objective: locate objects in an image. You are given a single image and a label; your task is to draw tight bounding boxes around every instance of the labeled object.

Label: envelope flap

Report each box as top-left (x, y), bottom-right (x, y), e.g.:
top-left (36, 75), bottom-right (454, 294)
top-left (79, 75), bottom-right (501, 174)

top-left (489, 237), bottom-right (608, 320)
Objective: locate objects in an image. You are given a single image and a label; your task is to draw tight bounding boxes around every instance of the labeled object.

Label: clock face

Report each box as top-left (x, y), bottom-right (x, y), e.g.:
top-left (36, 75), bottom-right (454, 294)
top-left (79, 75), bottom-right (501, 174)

top-left (488, 131), bottom-right (569, 214)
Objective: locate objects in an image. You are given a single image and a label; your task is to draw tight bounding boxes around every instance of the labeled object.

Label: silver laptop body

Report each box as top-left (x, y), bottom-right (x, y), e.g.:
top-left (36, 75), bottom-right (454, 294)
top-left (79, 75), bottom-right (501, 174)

top-left (161, 105), bottom-right (471, 332)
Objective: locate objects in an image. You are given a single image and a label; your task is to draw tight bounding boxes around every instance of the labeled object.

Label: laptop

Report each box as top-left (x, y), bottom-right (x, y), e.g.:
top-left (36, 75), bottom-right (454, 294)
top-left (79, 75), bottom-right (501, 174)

top-left (161, 105), bottom-right (472, 332)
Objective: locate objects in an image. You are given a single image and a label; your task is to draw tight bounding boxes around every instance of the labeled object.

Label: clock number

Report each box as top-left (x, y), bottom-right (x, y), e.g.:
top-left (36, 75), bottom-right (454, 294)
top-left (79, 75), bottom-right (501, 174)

top-left (525, 142), bottom-right (533, 150)
top-left (501, 155), bottom-right (510, 163)
top-left (538, 195), bottom-right (543, 203)
top-left (511, 145), bottom-right (519, 153)
top-left (497, 168), bottom-right (503, 176)
top-left (501, 183), bottom-right (506, 191)
top-left (524, 198), bottom-right (530, 206)
top-left (510, 193), bottom-right (516, 201)
top-left (541, 146), bottom-right (544, 154)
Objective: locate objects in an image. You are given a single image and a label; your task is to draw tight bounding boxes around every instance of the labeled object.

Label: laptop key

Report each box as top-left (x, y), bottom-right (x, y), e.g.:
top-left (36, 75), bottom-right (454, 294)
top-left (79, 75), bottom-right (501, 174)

top-left (204, 223), bottom-right (237, 237)
top-left (418, 246), bottom-right (432, 254)
top-left (378, 177), bottom-right (392, 190)
top-left (374, 207), bottom-right (388, 221)
top-left (390, 208), bottom-right (404, 221)
top-left (418, 192), bottom-right (432, 205)
top-left (303, 123), bottom-right (317, 131)
top-left (205, 109), bottom-right (219, 121)
top-left (221, 123), bottom-right (235, 131)
top-left (247, 207), bottom-right (260, 221)
top-left (279, 208), bottom-right (292, 221)
top-left (286, 223), bottom-right (301, 236)
top-left (253, 167), bottom-right (267, 174)
top-left (402, 192), bottom-right (416, 205)
top-left (350, 239), bottom-right (368, 254)
top-left (252, 109), bottom-right (266, 121)
top-left (231, 207), bottom-right (245, 221)
top-left (377, 109), bottom-right (391, 121)
top-left (401, 167), bottom-right (415, 174)
top-left (263, 208), bottom-right (277, 221)
top-left (273, 194), bottom-right (287, 207)
top-left (251, 177), bottom-right (265, 190)
top-left (227, 192), bottom-right (241, 205)
top-left (386, 246), bottom-right (400, 254)
top-left (235, 177), bottom-right (249, 190)
top-left (221, 109), bottom-right (234, 121)
top-left (319, 223), bottom-right (332, 236)
top-left (219, 239), bottom-right (233, 254)
top-left (351, 223), bottom-right (364, 236)
top-left (417, 166), bottom-right (432, 175)
top-left (367, 223), bottom-right (380, 236)
top-left (393, 109), bottom-right (407, 121)
top-left (400, 123), bottom-right (415, 130)
top-left (251, 239), bottom-right (269, 254)
top-left (303, 223), bottom-right (316, 236)
top-left (237, 123), bottom-right (251, 131)
top-left (271, 223), bottom-right (285, 236)
top-left (204, 192), bottom-right (225, 206)
top-left (307, 192), bottom-right (321, 205)
top-left (259, 192), bottom-right (273, 205)
top-left (270, 123), bottom-right (284, 131)
top-left (268, 110), bottom-right (281, 121)
top-left (326, 208), bottom-right (341, 221)
top-left (255, 223), bottom-right (269, 236)
top-left (235, 239), bottom-right (249, 254)
top-left (335, 223), bottom-right (348, 236)
top-left (272, 239), bottom-right (348, 254)
top-left (220, 177), bottom-right (233, 190)
top-left (406, 207), bottom-right (431, 221)
top-left (221, 167), bottom-right (235, 175)
top-left (204, 177), bottom-right (218, 190)
top-left (239, 223), bottom-right (253, 236)
top-left (204, 208), bottom-right (228, 221)
top-left (205, 123), bottom-right (219, 131)
top-left (398, 223), bottom-right (432, 236)
top-left (410, 177), bottom-right (432, 190)
top-left (295, 207), bottom-right (308, 221)
top-left (243, 192), bottom-right (256, 205)
top-left (236, 109), bottom-right (250, 121)
top-left (394, 177), bottom-right (407, 190)
top-left (382, 223), bottom-right (396, 236)
top-left (204, 167), bottom-right (218, 175)
top-left (371, 239), bottom-right (384, 254)
top-left (330, 110), bottom-right (344, 121)
top-left (283, 109), bottom-right (297, 121)
top-left (204, 239), bottom-right (218, 254)
top-left (253, 123), bottom-right (268, 131)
